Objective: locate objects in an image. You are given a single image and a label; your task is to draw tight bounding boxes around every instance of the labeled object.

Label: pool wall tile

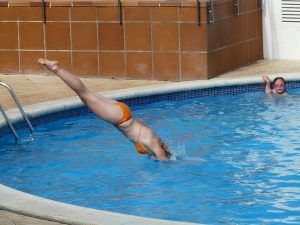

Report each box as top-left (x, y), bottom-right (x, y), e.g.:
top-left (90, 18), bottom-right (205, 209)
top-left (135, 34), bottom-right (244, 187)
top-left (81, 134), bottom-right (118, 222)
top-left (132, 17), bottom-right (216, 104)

top-left (97, 7), bottom-right (119, 21)
top-left (207, 49), bottom-right (229, 78)
top-left (122, 83), bottom-right (264, 107)
top-left (0, 51), bottom-right (19, 73)
top-left (18, 7), bottom-right (43, 21)
top-left (3, 81), bottom-right (300, 136)
top-left (29, 2), bottom-right (43, 7)
top-left (124, 7), bottom-right (151, 21)
top-left (207, 22), bottom-right (220, 50)
top-left (126, 52), bottom-right (153, 79)
top-left (20, 51), bottom-right (46, 74)
top-left (180, 23), bottom-right (207, 51)
top-left (0, 1), bottom-right (8, 7)
top-left (248, 11), bottom-right (258, 39)
top-left (93, 1), bottom-right (118, 7)
top-left (228, 43), bottom-right (247, 69)
top-left (72, 1), bottom-right (94, 7)
top-left (153, 52), bottom-right (180, 81)
top-left (247, 0), bottom-right (260, 11)
top-left (151, 7), bottom-right (179, 21)
top-left (99, 52), bottom-right (126, 78)
top-left (122, 1), bottom-right (139, 7)
top-left (152, 23), bottom-right (179, 51)
top-left (98, 23), bottom-right (125, 50)
top-left (138, 1), bottom-right (159, 7)
top-left (218, 20), bottom-right (231, 46)
top-left (249, 38), bottom-right (263, 63)
top-left (8, 2), bottom-right (30, 7)
top-left (71, 7), bottom-right (97, 21)
top-left (0, 22), bottom-right (18, 49)
top-left (227, 17), bottom-right (239, 44)
top-left (72, 52), bottom-right (99, 77)
top-left (46, 7), bottom-right (70, 21)
top-left (235, 42), bottom-right (249, 67)
top-left (159, 1), bottom-right (182, 7)
top-left (50, 1), bottom-right (72, 7)
top-left (238, 14), bottom-right (248, 42)
top-left (215, 1), bottom-right (235, 19)
top-left (0, 7), bottom-right (17, 20)
top-left (181, 53), bottom-right (207, 80)
top-left (125, 22), bottom-right (152, 51)
top-left (179, 7), bottom-right (203, 22)
top-left (45, 22), bottom-right (71, 50)
top-left (19, 22), bottom-right (44, 50)
top-left (239, 0), bottom-right (247, 13)
top-left (45, 51), bottom-right (72, 74)
top-left (257, 10), bottom-right (263, 37)
top-left (71, 22), bottom-right (98, 50)
top-left (0, 0), bottom-right (263, 80)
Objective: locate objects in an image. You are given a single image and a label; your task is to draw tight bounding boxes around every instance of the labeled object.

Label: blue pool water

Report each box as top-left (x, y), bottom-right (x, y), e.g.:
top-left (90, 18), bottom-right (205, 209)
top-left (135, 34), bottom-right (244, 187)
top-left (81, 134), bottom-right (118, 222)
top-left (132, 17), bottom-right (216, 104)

top-left (1, 89), bottom-right (300, 224)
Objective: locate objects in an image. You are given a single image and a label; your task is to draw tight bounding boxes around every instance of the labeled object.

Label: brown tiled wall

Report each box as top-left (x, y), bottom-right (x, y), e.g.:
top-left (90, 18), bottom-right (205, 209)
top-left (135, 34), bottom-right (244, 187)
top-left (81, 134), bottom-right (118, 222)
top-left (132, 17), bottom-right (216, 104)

top-left (207, 0), bottom-right (263, 78)
top-left (0, 0), bottom-right (263, 80)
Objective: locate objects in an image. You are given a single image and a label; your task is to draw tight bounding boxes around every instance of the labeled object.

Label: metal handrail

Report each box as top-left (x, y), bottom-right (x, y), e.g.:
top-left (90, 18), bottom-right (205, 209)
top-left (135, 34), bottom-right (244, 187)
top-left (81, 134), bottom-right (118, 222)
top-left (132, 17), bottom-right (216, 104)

top-left (0, 104), bottom-right (19, 140)
top-left (42, 0), bottom-right (46, 24)
top-left (118, 0), bottom-right (122, 25)
top-left (197, 0), bottom-right (201, 25)
top-left (0, 81), bottom-right (34, 138)
top-left (234, 0), bottom-right (240, 16)
top-left (208, 0), bottom-right (215, 23)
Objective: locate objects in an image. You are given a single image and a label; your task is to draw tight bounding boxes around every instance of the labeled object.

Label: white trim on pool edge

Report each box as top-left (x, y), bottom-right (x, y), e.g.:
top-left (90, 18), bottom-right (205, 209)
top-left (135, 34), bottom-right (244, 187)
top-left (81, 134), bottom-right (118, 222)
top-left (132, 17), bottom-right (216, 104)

top-left (0, 74), bottom-right (300, 225)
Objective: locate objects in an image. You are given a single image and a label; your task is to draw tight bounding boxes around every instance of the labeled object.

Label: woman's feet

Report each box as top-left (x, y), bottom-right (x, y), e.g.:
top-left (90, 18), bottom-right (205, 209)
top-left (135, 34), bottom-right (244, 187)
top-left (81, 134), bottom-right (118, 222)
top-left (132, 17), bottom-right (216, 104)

top-left (38, 58), bottom-right (60, 73)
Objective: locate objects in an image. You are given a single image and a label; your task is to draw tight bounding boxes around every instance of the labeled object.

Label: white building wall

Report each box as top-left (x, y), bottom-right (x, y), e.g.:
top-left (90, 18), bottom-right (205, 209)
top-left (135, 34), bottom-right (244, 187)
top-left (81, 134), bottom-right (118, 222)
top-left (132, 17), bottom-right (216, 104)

top-left (263, 0), bottom-right (300, 59)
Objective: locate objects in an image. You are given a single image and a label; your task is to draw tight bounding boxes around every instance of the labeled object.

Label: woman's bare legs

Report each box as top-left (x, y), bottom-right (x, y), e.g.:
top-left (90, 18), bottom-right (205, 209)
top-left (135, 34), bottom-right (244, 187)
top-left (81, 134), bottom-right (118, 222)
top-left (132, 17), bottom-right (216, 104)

top-left (38, 58), bottom-right (123, 124)
top-left (39, 58), bottom-right (171, 160)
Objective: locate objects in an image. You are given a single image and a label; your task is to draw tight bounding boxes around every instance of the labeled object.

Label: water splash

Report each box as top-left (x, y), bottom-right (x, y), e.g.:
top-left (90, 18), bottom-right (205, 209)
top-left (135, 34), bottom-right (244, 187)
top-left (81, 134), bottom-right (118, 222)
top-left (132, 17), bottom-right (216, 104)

top-left (169, 143), bottom-right (204, 162)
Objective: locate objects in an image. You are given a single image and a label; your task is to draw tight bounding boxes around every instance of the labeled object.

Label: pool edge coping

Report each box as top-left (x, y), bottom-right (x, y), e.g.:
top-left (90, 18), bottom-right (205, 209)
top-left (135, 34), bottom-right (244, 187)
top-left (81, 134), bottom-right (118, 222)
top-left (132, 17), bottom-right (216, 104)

top-left (3, 73), bottom-right (300, 128)
top-left (1, 73), bottom-right (300, 225)
top-left (0, 184), bottom-right (198, 225)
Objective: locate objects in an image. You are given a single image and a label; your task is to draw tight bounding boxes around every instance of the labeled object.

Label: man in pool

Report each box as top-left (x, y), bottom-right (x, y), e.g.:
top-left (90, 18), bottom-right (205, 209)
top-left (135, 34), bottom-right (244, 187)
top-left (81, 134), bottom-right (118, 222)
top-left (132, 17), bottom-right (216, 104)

top-left (38, 58), bottom-right (172, 160)
top-left (263, 75), bottom-right (287, 96)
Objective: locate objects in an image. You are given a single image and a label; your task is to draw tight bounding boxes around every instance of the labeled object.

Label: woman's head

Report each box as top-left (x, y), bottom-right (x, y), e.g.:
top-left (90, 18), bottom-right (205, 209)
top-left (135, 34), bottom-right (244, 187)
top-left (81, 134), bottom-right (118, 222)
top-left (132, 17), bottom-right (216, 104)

top-left (161, 142), bottom-right (172, 158)
top-left (273, 77), bottom-right (286, 94)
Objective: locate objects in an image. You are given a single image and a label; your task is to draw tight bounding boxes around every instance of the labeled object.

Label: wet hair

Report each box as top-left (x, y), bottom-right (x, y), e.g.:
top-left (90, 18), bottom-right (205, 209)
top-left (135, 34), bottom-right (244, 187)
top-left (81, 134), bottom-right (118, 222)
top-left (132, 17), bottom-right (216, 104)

top-left (273, 77), bottom-right (286, 84)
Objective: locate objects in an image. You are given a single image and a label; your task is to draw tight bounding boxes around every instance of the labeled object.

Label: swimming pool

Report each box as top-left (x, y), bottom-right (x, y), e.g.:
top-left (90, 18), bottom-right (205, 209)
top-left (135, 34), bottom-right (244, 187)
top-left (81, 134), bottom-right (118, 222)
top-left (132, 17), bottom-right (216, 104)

top-left (1, 78), bottom-right (300, 224)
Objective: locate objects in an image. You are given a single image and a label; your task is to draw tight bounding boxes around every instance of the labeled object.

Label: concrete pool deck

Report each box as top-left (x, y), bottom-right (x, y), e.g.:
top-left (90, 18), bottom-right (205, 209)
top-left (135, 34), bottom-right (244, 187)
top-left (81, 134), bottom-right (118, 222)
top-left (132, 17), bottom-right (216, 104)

top-left (1, 59), bottom-right (300, 225)
top-left (2, 59), bottom-right (300, 111)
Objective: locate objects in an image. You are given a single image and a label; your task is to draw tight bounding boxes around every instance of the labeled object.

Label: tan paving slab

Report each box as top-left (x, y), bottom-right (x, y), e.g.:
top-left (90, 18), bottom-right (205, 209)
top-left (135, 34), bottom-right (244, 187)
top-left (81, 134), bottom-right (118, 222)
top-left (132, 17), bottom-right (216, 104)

top-left (0, 210), bottom-right (66, 225)
top-left (0, 210), bottom-right (15, 225)
top-left (0, 74), bottom-right (169, 110)
top-left (219, 59), bottom-right (300, 78)
top-left (1, 59), bottom-right (300, 111)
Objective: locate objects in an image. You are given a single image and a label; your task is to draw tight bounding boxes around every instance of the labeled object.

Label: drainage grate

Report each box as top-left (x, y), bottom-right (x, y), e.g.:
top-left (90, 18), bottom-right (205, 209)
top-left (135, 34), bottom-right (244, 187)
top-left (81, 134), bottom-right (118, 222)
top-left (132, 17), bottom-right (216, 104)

top-left (282, 0), bottom-right (300, 23)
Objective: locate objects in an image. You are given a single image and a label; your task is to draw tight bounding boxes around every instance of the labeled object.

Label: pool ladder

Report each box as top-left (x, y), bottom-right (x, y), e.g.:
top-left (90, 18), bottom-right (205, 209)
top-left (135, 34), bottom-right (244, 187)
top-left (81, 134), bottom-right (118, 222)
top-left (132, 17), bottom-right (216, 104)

top-left (0, 81), bottom-right (34, 141)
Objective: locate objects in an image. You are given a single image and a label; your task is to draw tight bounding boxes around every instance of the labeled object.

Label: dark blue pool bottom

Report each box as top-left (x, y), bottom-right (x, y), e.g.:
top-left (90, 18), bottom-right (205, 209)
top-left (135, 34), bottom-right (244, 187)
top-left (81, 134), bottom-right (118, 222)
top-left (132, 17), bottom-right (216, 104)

top-left (1, 81), bottom-right (299, 137)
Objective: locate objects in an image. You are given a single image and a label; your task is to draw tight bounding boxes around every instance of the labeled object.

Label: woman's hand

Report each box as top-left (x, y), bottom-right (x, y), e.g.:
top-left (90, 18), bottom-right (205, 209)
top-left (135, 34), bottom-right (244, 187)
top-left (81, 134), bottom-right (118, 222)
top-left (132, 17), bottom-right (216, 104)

top-left (263, 75), bottom-right (271, 84)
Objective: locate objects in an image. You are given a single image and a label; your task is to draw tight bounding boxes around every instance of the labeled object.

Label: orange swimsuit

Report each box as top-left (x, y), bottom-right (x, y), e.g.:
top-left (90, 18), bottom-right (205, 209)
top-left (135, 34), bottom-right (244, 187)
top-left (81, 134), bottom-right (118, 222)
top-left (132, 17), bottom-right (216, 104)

top-left (113, 102), bottom-right (148, 154)
top-left (113, 102), bottom-right (132, 126)
top-left (135, 125), bottom-right (148, 154)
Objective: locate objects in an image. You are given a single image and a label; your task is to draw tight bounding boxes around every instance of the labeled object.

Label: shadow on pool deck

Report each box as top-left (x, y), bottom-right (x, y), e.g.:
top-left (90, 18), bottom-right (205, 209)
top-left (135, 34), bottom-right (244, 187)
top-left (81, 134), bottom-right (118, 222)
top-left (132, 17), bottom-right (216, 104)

top-left (1, 59), bottom-right (300, 225)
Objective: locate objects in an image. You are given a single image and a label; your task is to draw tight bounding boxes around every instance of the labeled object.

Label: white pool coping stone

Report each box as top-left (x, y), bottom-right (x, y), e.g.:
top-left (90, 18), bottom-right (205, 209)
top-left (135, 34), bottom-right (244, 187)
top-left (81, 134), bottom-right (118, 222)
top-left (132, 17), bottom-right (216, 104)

top-left (1, 73), bottom-right (300, 225)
